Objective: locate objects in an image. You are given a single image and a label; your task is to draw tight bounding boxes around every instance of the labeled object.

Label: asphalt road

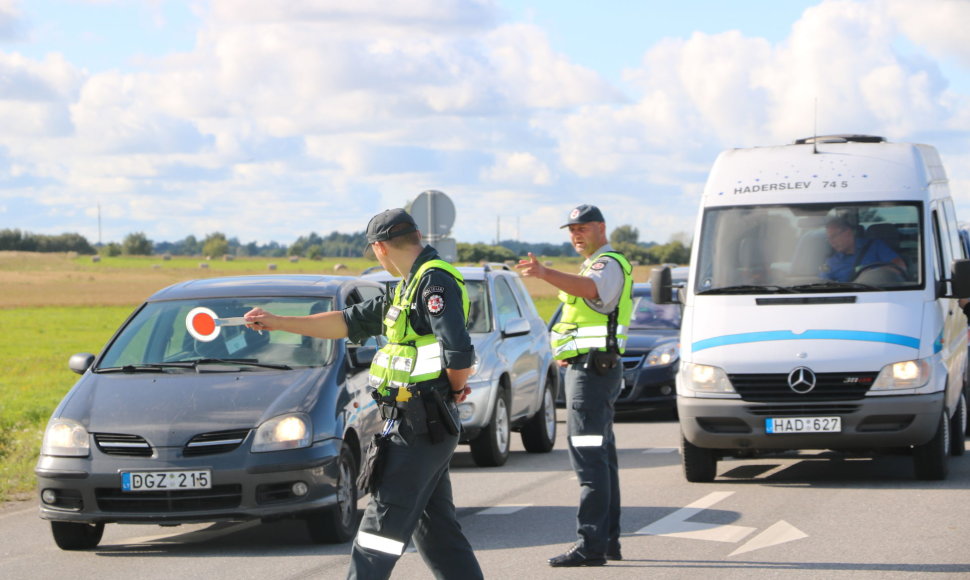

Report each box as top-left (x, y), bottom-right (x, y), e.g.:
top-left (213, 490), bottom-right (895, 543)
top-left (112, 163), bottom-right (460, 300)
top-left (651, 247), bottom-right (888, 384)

top-left (3, 409), bottom-right (970, 579)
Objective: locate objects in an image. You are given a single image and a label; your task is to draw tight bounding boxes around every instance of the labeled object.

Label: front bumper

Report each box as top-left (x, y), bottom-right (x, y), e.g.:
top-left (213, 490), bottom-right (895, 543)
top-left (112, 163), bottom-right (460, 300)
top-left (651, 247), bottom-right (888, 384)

top-left (679, 392), bottom-right (945, 451)
top-left (36, 438), bottom-right (345, 525)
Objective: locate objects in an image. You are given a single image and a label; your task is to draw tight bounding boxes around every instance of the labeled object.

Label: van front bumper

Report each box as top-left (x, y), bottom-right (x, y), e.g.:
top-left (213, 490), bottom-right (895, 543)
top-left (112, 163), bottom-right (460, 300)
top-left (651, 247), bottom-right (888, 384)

top-left (678, 392), bottom-right (944, 451)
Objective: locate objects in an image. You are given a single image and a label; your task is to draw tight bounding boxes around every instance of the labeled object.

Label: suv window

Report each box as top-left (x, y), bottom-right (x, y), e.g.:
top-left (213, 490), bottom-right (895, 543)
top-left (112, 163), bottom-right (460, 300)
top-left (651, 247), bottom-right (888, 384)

top-left (494, 277), bottom-right (522, 330)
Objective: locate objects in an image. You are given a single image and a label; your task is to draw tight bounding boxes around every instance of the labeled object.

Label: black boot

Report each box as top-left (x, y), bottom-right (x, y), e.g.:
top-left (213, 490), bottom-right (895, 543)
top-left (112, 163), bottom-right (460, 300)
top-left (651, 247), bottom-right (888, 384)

top-left (548, 545), bottom-right (606, 567)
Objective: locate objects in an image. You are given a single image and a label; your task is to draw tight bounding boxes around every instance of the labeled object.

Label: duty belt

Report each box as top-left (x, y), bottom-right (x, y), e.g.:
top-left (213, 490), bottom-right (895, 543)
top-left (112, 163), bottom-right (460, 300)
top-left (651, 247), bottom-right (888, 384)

top-left (371, 385), bottom-right (422, 405)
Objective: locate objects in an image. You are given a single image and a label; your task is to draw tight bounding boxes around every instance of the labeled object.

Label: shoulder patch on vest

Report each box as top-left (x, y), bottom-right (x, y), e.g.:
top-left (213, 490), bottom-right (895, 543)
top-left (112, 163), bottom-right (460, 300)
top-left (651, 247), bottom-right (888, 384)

top-left (423, 284), bottom-right (445, 298)
top-left (590, 260), bottom-right (607, 271)
top-left (426, 293), bottom-right (445, 316)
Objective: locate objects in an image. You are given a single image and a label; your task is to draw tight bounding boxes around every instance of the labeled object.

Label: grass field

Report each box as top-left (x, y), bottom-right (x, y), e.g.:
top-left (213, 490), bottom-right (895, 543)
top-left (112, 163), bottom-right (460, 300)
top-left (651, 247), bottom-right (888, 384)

top-left (0, 251), bottom-right (660, 502)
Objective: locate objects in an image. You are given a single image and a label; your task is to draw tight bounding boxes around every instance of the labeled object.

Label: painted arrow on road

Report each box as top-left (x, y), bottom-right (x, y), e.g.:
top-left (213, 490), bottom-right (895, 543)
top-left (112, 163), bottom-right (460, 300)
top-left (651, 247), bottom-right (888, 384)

top-left (635, 491), bottom-right (807, 555)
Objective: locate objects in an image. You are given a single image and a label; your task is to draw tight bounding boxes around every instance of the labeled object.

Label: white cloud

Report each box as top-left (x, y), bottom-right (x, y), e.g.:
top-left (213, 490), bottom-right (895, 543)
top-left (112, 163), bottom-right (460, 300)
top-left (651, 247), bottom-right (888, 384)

top-left (0, 0), bottom-right (23, 41)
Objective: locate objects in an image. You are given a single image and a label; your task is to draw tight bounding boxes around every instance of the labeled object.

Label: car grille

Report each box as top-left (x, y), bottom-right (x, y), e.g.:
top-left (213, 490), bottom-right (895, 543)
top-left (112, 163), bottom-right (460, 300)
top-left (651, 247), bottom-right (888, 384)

top-left (183, 429), bottom-right (251, 457)
top-left (744, 404), bottom-right (862, 416)
top-left (94, 433), bottom-right (153, 457)
top-left (621, 355), bottom-right (643, 370)
top-left (95, 485), bottom-right (242, 513)
top-left (728, 373), bottom-right (877, 402)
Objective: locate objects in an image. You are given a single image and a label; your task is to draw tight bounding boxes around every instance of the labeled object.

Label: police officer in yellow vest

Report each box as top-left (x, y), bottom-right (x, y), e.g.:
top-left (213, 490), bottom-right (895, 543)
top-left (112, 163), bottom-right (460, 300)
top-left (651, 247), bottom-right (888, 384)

top-left (245, 208), bottom-right (483, 580)
top-left (516, 204), bottom-right (633, 568)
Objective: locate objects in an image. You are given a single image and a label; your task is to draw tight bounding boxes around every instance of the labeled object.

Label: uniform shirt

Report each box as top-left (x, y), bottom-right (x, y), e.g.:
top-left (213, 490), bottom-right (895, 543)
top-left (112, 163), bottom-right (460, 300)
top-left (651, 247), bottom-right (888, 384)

top-left (343, 246), bottom-right (475, 389)
top-left (821, 237), bottom-right (900, 281)
top-left (580, 243), bottom-right (626, 315)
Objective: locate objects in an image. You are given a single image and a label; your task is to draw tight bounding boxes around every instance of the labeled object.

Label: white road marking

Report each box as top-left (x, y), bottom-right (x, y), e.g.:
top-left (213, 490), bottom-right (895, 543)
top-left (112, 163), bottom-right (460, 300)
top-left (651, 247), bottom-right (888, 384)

top-left (476, 504), bottom-right (531, 516)
top-left (729, 520), bottom-right (808, 556)
top-left (635, 491), bottom-right (756, 543)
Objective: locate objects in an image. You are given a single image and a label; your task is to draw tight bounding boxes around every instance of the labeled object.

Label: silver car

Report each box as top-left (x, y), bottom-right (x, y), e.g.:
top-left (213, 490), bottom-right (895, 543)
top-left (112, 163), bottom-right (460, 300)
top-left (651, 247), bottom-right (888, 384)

top-left (36, 275), bottom-right (385, 550)
top-left (364, 263), bottom-right (559, 466)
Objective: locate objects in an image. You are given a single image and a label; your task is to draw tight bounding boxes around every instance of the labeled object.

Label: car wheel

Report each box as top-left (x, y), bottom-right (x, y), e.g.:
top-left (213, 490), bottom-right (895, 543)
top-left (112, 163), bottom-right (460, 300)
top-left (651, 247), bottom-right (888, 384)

top-left (521, 379), bottom-right (556, 453)
top-left (306, 442), bottom-right (358, 543)
top-left (470, 388), bottom-right (510, 467)
top-left (50, 521), bottom-right (104, 550)
top-left (913, 408), bottom-right (950, 481)
top-left (950, 392), bottom-right (967, 456)
top-left (681, 434), bottom-right (717, 483)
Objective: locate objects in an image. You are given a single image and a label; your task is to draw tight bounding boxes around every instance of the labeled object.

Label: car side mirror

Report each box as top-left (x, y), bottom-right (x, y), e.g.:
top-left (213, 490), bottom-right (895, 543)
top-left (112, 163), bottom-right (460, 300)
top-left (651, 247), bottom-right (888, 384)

top-left (501, 317), bottom-right (531, 338)
top-left (650, 266), bottom-right (672, 304)
top-left (347, 344), bottom-right (377, 369)
top-left (69, 353), bottom-right (95, 375)
top-left (950, 259), bottom-right (970, 298)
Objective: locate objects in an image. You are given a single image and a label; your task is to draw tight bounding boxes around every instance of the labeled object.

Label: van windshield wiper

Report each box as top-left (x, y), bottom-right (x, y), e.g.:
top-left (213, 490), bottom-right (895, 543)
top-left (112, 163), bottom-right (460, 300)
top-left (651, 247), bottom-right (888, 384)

top-left (789, 281), bottom-right (880, 293)
top-left (97, 359), bottom-right (292, 373)
top-left (97, 362), bottom-right (196, 373)
top-left (696, 285), bottom-right (796, 295)
top-left (187, 358), bottom-right (292, 370)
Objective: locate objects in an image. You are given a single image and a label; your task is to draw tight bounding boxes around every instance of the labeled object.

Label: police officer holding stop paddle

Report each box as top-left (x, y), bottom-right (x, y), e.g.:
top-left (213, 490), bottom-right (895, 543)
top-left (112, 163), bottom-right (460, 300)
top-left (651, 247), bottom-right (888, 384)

top-left (245, 208), bottom-right (482, 580)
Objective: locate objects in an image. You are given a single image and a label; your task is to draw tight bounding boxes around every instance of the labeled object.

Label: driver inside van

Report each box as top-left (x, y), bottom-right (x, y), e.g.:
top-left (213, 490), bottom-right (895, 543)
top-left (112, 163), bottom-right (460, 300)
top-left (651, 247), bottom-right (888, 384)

top-left (820, 217), bottom-right (907, 281)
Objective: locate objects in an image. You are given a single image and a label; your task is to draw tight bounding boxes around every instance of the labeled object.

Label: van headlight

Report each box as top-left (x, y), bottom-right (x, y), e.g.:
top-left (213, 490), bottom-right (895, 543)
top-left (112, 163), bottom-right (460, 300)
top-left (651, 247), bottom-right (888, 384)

top-left (679, 362), bottom-right (737, 396)
top-left (871, 359), bottom-right (931, 391)
top-left (41, 419), bottom-right (90, 457)
top-left (252, 414), bottom-right (311, 452)
top-left (646, 343), bottom-right (680, 366)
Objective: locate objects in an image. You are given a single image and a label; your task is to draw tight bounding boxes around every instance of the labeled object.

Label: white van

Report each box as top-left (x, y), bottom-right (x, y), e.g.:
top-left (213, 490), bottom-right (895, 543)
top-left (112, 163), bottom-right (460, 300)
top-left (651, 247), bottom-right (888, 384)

top-left (652, 134), bottom-right (970, 482)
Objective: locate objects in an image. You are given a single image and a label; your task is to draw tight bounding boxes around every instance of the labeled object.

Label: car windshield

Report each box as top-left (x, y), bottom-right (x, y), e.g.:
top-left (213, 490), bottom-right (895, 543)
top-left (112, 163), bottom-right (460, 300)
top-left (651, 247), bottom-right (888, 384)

top-left (96, 297), bottom-right (335, 370)
top-left (694, 202), bottom-right (923, 294)
top-left (630, 292), bottom-right (682, 330)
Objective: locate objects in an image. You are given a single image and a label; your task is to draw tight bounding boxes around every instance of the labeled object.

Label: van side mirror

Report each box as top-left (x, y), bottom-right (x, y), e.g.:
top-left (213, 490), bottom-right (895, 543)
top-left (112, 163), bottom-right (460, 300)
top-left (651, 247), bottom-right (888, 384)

top-left (501, 317), bottom-right (531, 338)
top-left (347, 344), bottom-right (377, 370)
top-left (69, 353), bottom-right (95, 375)
top-left (950, 259), bottom-right (970, 298)
top-left (650, 267), bottom-right (672, 304)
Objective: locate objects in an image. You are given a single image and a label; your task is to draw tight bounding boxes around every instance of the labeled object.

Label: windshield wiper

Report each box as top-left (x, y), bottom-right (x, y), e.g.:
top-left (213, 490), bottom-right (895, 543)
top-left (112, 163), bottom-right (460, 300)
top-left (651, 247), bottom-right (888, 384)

top-left (188, 358), bottom-right (292, 370)
top-left (696, 284), bottom-right (796, 295)
top-left (789, 281), bottom-right (879, 293)
top-left (97, 362), bottom-right (196, 373)
top-left (97, 359), bottom-right (292, 373)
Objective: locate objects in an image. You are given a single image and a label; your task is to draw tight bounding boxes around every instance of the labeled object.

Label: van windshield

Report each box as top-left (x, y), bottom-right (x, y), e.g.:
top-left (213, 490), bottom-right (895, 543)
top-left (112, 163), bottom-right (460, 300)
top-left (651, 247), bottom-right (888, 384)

top-left (694, 202), bottom-right (922, 294)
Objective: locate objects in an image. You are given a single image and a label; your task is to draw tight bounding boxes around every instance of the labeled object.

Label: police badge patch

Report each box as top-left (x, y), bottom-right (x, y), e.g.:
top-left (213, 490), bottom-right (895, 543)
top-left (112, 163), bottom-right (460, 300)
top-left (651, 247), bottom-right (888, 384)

top-left (590, 260), bottom-right (607, 270)
top-left (427, 293), bottom-right (445, 316)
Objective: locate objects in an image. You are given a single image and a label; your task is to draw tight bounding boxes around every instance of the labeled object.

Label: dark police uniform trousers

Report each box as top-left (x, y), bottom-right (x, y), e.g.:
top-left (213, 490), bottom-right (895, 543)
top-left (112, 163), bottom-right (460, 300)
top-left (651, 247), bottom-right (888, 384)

top-left (564, 359), bottom-right (622, 556)
top-left (348, 390), bottom-right (483, 580)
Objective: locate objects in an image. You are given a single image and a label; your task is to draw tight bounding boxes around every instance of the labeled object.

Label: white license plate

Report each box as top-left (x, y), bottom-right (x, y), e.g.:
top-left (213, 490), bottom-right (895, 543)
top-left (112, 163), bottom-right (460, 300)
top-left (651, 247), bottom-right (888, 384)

top-left (121, 470), bottom-right (211, 492)
top-left (765, 416), bottom-right (841, 434)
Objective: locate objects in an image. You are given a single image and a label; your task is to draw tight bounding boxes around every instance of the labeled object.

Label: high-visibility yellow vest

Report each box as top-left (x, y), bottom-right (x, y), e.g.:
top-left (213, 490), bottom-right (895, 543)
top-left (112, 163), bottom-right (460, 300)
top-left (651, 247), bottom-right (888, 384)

top-left (550, 251), bottom-right (633, 361)
top-left (368, 259), bottom-right (469, 394)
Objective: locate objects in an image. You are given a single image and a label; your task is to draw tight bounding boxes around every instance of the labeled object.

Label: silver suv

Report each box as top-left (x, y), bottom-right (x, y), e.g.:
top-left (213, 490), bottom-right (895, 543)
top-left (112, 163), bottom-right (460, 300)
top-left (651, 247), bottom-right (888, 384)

top-left (364, 263), bottom-right (559, 466)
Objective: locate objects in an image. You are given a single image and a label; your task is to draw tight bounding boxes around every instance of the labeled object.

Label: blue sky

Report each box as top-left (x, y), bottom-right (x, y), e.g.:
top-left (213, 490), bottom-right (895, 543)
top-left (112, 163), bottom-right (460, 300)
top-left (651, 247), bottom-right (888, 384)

top-left (2, 0), bottom-right (970, 247)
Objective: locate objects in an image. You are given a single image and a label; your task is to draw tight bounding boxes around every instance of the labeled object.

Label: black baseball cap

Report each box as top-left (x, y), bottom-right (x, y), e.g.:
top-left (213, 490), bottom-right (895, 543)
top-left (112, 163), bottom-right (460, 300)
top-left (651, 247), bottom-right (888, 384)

top-left (560, 204), bottom-right (605, 228)
top-left (366, 208), bottom-right (419, 243)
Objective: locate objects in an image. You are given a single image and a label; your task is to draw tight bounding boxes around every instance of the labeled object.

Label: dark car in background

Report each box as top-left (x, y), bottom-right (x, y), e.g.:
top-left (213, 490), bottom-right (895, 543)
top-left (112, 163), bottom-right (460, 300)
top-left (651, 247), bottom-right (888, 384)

top-left (364, 263), bottom-right (559, 467)
top-left (36, 275), bottom-right (386, 550)
top-left (551, 267), bottom-right (687, 414)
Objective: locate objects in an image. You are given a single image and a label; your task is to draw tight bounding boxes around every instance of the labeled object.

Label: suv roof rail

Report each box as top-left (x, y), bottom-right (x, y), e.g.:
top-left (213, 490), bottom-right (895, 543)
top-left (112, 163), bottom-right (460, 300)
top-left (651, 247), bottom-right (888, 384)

top-left (794, 134), bottom-right (885, 145)
top-left (481, 262), bottom-right (512, 272)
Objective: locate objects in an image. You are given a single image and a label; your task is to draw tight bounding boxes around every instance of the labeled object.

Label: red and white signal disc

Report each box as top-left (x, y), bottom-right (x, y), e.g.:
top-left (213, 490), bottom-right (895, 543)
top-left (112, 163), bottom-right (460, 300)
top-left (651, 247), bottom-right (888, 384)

top-left (186, 307), bottom-right (222, 342)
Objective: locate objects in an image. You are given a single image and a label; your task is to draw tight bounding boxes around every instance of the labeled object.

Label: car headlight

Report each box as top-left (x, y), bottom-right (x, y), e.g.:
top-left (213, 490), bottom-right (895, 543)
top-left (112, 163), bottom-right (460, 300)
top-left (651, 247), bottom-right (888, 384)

top-left (646, 343), bottom-right (680, 366)
top-left (252, 414), bottom-right (311, 453)
top-left (679, 362), bottom-right (737, 396)
top-left (871, 359), bottom-right (931, 391)
top-left (41, 418), bottom-right (90, 457)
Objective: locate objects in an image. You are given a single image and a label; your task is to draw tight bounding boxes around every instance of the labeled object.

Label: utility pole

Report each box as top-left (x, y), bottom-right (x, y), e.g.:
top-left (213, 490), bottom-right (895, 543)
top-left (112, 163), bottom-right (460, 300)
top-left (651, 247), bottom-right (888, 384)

top-left (97, 202), bottom-right (102, 246)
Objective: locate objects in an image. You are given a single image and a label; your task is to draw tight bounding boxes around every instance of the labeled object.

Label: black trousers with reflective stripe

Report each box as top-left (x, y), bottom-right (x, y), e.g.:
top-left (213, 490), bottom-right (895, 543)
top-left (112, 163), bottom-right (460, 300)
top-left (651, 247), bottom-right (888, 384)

top-left (347, 400), bottom-right (482, 580)
top-left (564, 361), bottom-right (623, 556)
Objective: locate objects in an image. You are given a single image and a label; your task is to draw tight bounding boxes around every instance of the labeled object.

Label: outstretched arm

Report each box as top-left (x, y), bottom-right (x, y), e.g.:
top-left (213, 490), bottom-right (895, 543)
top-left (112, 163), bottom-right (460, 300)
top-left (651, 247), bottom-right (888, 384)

top-left (244, 307), bottom-right (349, 339)
top-left (514, 252), bottom-right (599, 300)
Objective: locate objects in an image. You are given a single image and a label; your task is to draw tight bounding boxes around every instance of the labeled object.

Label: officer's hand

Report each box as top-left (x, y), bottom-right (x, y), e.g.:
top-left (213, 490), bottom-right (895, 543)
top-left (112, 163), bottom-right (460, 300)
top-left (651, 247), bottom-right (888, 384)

top-left (514, 252), bottom-right (544, 279)
top-left (452, 385), bottom-right (471, 403)
top-left (244, 307), bottom-right (278, 331)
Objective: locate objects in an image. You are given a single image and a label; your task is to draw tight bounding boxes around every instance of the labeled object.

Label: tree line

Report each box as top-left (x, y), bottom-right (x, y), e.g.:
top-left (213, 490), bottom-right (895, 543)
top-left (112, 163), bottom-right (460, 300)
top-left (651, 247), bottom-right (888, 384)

top-left (0, 226), bottom-right (690, 264)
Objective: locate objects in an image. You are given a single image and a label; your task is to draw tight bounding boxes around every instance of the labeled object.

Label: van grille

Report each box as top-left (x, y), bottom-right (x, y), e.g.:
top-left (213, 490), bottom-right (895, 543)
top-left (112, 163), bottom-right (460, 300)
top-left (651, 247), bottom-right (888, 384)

top-left (728, 373), bottom-right (876, 402)
top-left (94, 433), bottom-right (153, 457)
top-left (95, 485), bottom-right (242, 513)
top-left (183, 429), bottom-right (251, 457)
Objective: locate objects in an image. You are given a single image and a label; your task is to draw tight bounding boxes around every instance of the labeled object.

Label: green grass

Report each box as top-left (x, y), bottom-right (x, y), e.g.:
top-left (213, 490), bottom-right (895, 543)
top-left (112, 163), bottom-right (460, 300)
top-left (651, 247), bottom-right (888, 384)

top-left (0, 306), bottom-right (133, 501)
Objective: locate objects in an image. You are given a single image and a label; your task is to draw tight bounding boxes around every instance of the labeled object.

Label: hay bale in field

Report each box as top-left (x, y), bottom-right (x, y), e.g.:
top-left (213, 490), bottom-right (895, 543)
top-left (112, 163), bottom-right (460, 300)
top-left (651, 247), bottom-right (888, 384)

top-left (162, 253), bottom-right (171, 261)
top-left (223, 255), bottom-right (234, 261)
top-left (268, 263), bottom-right (277, 271)
top-left (289, 256), bottom-right (299, 263)
top-left (199, 262), bottom-right (209, 269)
top-left (91, 255), bottom-right (101, 263)
top-left (333, 263), bottom-right (347, 272)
